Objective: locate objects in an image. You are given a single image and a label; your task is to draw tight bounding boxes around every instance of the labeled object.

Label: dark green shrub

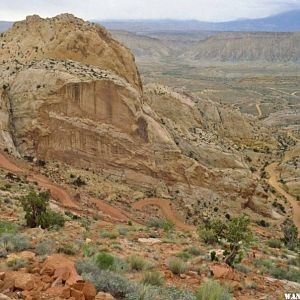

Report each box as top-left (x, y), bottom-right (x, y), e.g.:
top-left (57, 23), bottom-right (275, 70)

top-left (282, 219), bottom-right (299, 250)
top-left (198, 215), bottom-right (252, 266)
top-left (267, 239), bottom-right (282, 249)
top-left (95, 252), bottom-right (115, 270)
top-left (20, 191), bottom-right (65, 229)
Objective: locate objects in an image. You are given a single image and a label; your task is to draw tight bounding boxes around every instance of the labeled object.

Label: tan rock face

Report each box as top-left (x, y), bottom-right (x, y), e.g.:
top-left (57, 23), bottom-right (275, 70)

top-left (0, 14), bottom-right (141, 90)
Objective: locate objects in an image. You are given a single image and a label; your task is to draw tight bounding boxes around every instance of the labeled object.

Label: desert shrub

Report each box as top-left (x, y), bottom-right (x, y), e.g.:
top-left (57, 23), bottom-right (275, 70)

top-left (0, 221), bottom-right (18, 235)
top-left (83, 270), bottom-right (136, 299)
top-left (20, 191), bottom-right (65, 229)
top-left (270, 267), bottom-right (300, 283)
top-left (185, 246), bottom-right (202, 256)
top-left (111, 256), bottom-right (129, 273)
top-left (127, 255), bottom-right (148, 271)
top-left (196, 280), bottom-right (232, 300)
top-left (95, 252), bottom-right (115, 270)
top-left (0, 233), bottom-right (31, 252)
top-left (100, 229), bottom-right (119, 239)
top-left (77, 258), bottom-right (196, 300)
top-left (117, 226), bottom-right (129, 236)
top-left (282, 219), bottom-right (299, 250)
top-left (37, 210), bottom-right (65, 229)
top-left (176, 250), bottom-right (192, 261)
top-left (82, 244), bottom-right (97, 257)
top-left (72, 176), bottom-right (86, 187)
top-left (234, 263), bottom-right (251, 273)
top-left (167, 257), bottom-right (187, 275)
top-left (35, 239), bottom-right (57, 256)
top-left (58, 242), bottom-right (79, 256)
top-left (128, 285), bottom-right (196, 300)
top-left (76, 258), bottom-right (98, 275)
top-left (198, 215), bottom-right (252, 266)
top-left (142, 271), bottom-right (164, 286)
top-left (7, 257), bottom-right (28, 270)
top-left (147, 218), bottom-right (175, 232)
top-left (267, 239), bottom-right (282, 249)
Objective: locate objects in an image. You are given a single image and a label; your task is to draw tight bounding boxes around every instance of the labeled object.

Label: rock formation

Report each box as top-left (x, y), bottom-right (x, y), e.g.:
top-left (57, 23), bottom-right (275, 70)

top-left (0, 14), bottom-right (273, 222)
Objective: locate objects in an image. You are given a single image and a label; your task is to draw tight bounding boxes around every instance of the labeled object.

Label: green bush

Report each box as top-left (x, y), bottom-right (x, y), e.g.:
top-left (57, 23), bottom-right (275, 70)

top-left (0, 221), bottom-right (18, 235)
top-left (82, 244), bottom-right (97, 257)
top-left (196, 280), bottom-right (231, 300)
top-left (282, 219), bottom-right (299, 250)
top-left (100, 230), bottom-right (119, 239)
top-left (37, 211), bottom-right (65, 229)
top-left (142, 271), bottom-right (164, 286)
top-left (127, 255), bottom-right (148, 271)
top-left (95, 252), bottom-right (115, 270)
top-left (198, 215), bottom-right (252, 266)
top-left (267, 239), bottom-right (282, 249)
top-left (147, 218), bottom-right (175, 232)
top-left (167, 257), bottom-right (187, 275)
top-left (20, 191), bottom-right (65, 229)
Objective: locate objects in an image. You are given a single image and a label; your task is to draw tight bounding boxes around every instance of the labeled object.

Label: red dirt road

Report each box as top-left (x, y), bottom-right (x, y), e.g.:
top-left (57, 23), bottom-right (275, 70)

top-left (133, 198), bottom-right (195, 231)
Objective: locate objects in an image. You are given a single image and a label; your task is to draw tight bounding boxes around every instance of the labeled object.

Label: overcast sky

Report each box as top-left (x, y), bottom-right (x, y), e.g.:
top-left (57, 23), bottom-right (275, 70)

top-left (1, 0), bottom-right (300, 21)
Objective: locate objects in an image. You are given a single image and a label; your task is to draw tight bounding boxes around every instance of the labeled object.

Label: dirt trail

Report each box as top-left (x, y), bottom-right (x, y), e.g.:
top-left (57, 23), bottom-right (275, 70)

top-left (256, 103), bottom-right (262, 117)
top-left (133, 198), bottom-right (195, 231)
top-left (266, 162), bottom-right (300, 236)
top-left (0, 152), bottom-right (129, 222)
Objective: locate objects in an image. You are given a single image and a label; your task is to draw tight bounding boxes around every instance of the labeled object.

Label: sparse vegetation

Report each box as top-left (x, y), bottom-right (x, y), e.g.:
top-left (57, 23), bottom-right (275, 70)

top-left (196, 280), bottom-right (232, 300)
top-left (127, 255), bottom-right (149, 271)
top-left (142, 271), bottom-right (164, 286)
top-left (167, 257), bottom-right (187, 275)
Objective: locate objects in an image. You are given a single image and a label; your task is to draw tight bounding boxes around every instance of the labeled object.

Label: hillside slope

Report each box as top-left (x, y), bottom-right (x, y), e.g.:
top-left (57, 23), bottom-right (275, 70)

top-left (188, 32), bottom-right (300, 63)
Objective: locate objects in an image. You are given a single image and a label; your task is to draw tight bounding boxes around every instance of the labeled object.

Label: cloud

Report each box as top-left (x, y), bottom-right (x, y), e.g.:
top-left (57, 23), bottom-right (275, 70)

top-left (0, 0), bottom-right (299, 21)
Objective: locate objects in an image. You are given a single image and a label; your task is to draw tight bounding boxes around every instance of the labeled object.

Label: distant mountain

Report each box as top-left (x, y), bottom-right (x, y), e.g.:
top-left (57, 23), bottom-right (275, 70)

top-left (188, 32), bottom-right (300, 63)
top-left (99, 9), bottom-right (300, 32)
top-left (0, 21), bottom-right (12, 32)
top-left (110, 30), bottom-right (300, 64)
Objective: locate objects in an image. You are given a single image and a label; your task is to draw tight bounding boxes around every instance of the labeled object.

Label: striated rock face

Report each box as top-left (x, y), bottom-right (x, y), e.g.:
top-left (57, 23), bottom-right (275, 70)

top-left (0, 14), bottom-right (273, 221)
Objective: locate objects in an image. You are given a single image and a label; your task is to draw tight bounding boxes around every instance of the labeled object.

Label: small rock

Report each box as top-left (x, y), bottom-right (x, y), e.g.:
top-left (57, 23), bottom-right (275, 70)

top-left (138, 238), bottom-right (161, 245)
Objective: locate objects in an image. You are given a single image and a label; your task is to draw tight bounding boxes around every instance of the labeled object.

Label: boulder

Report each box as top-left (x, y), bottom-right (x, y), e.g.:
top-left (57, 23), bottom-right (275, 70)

top-left (95, 292), bottom-right (116, 300)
